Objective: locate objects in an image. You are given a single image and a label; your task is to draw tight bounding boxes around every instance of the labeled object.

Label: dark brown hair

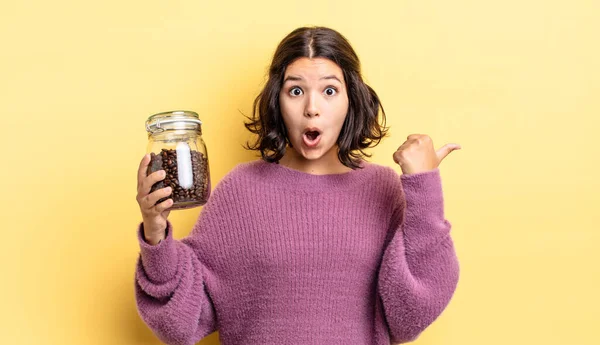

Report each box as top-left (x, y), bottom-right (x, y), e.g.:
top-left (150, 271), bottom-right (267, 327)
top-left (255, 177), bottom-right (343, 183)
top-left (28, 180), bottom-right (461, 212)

top-left (244, 26), bottom-right (388, 169)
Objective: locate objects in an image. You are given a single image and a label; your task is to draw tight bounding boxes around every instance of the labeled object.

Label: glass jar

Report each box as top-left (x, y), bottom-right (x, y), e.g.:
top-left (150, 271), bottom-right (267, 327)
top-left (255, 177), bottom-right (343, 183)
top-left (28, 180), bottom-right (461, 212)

top-left (145, 110), bottom-right (211, 210)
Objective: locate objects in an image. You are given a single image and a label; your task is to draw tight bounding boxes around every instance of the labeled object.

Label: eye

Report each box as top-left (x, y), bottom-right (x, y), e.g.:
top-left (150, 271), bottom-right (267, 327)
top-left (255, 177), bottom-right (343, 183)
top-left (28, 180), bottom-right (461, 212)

top-left (324, 87), bottom-right (337, 96)
top-left (289, 87), bottom-right (303, 96)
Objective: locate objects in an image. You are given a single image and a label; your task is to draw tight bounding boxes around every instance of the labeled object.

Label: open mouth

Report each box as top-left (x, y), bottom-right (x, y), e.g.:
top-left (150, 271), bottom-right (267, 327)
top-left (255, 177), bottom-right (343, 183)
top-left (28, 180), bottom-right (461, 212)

top-left (302, 128), bottom-right (322, 147)
top-left (305, 131), bottom-right (320, 140)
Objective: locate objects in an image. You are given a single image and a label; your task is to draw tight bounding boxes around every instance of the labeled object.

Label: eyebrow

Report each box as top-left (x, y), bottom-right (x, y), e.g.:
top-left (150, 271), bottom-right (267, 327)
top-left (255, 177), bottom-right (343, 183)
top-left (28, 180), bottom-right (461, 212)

top-left (283, 75), bottom-right (343, 84)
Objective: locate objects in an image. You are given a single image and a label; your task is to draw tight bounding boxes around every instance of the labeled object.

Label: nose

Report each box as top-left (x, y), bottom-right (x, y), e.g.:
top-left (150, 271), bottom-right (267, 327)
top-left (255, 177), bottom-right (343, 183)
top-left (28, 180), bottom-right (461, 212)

top-left (304, 92), bottom-right (320, 118)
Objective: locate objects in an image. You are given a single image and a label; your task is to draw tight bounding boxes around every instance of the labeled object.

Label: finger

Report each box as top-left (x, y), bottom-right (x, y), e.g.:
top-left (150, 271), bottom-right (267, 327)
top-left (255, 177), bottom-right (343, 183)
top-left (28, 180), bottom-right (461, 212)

top-left (137, 154), bottom-right (151, 188)
top-left (436, 143), bottom-right (461, 161)
top-left (407, 134), bottom-right (424, 140)
top-left (140, 170), bottom-right (166, 197)
top-left (397, 138), bottom-right (415, 151)
top-left (393, 151), bottom-right (401, 164)
top-left (154, 198), bottom-right (173, 213)
top-left (143, 187), bottom-right (173, 209)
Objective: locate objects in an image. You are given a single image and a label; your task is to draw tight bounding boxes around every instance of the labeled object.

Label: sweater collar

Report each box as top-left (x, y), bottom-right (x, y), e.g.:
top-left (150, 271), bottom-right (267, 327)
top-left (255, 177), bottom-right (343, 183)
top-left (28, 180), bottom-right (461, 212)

top-left (253, 159), bottom-right (373, 191)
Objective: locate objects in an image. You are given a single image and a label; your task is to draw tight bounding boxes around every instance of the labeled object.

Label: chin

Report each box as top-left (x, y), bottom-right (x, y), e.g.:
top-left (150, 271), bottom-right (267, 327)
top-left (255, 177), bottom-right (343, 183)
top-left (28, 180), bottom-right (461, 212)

top-left (300, 147), bottom-right (335, 162)
top-left (289, 136), bottom-right (336, 161)
top-left (300, 152), bottom-right (325, 161)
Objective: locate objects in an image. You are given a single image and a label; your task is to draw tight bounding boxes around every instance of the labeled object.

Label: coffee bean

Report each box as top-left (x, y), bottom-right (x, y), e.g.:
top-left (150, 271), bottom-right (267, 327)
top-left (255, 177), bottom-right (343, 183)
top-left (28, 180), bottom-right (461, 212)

top-left (147, 148), bottom-right (209, 208)
top-left (146, 152), bottom-right (165, 201)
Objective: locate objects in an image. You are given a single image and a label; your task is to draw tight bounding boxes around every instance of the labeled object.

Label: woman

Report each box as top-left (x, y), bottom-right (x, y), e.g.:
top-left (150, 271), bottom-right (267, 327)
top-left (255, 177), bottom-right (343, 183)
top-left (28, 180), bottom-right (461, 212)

top-left (135, 26), bottom-right (461, 345)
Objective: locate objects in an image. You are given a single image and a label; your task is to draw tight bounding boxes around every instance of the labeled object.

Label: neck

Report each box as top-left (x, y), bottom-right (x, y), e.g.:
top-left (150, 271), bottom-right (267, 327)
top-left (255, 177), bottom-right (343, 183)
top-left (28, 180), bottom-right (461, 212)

top-left (278, 146), bottom-right (352, 175)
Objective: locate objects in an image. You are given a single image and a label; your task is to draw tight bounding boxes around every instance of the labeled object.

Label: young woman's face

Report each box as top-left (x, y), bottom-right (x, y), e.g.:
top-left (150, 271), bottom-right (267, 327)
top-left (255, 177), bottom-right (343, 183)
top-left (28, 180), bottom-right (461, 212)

top-left (279, 57), bottom-right (349, 163)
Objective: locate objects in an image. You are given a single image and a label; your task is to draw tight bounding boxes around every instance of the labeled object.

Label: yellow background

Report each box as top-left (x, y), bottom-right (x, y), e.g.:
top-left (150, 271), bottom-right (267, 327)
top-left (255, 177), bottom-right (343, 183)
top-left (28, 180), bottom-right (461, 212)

top-left (1, 0), bottom-right (598, 344)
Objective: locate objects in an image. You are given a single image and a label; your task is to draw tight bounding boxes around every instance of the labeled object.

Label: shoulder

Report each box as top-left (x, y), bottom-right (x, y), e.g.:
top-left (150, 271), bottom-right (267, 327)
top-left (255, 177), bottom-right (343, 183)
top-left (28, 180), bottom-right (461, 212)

top-left (359, 161), bottom-right (406, 209)
top-left (209, 159), bottom-right (263, 194)
top-left (198, 161), bottom-right (260, 214)
top-left (220, 160), bottom-right (264, 184)
top-left (362, 161), bottom-right (403, 188)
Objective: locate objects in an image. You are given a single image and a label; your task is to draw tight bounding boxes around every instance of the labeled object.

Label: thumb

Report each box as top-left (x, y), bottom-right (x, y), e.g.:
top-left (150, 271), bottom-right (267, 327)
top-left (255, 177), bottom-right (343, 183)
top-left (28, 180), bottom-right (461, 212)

top-left (436, 143), bottom-right (461, 162)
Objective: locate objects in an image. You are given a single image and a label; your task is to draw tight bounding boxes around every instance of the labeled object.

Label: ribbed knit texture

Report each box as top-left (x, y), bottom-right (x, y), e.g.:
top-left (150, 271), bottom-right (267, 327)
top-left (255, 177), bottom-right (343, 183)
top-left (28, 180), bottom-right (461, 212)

top-left (134, 159), bottom-right (459, 345)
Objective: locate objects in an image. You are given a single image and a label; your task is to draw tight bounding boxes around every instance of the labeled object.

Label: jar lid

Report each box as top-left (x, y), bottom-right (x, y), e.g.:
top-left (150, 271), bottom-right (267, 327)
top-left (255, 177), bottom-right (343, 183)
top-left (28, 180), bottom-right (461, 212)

top-left (145, 110), bottom-right (203, 133)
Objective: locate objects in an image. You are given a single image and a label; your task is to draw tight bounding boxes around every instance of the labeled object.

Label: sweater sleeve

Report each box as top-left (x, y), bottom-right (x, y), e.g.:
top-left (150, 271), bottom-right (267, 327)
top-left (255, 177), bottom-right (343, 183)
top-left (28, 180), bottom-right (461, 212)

top-left (135, 191), bottom-right (224, 345)
top-left (377, 168), bottom-right (460, 344)
top-left (134, 220), bottom-right (217, 345)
